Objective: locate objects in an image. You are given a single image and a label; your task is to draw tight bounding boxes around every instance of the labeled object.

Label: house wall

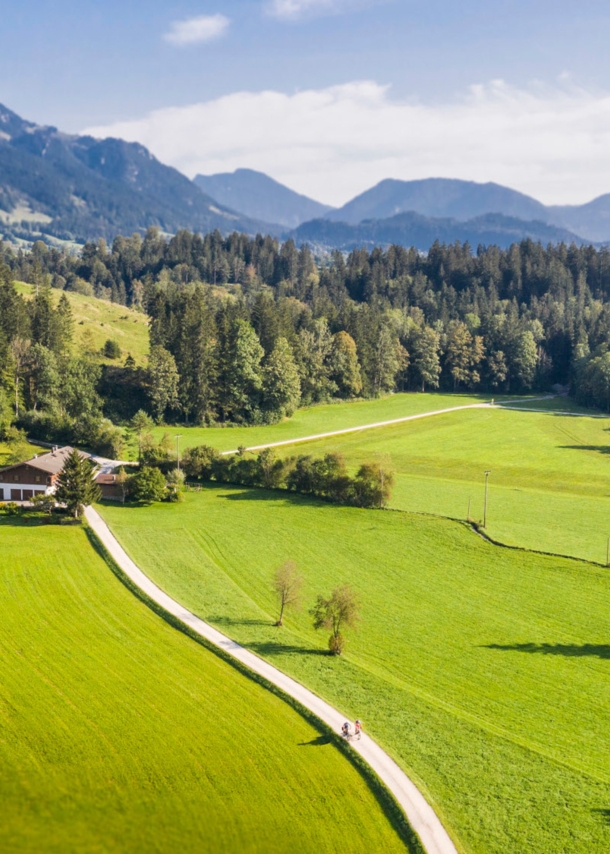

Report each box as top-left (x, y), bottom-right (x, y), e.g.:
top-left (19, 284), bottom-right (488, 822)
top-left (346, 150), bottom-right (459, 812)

top-left (0, 464), bottom-right (56, 502)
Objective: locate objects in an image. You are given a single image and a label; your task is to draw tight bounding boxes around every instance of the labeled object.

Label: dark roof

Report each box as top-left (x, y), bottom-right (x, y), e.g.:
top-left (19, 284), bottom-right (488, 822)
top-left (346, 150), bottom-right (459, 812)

top-left (0, 446), bottom-right (92, 477)
top-left (95, 474), bottom-right (116, 485)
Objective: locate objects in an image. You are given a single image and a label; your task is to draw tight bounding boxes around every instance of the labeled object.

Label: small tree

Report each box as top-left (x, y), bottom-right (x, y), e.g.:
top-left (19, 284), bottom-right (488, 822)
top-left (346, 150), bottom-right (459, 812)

top-left (115, 466), bottom-right (130, 504)
top-left (166, 467), bottom-right (185, 502)
top-left (311, 585), bottom-right (361, 655)
top-left (103, 339), bottom-right (122, 360)
top-left (31, 492), bottom-right (56, 516)
top-left (55, 449), bottom-right (101, 519)
top-left (131, 410), bottom-right (154, 462)
top-left (131, 466), bottom-right (167, 504)
top-left (272, 560), bottom-right (303, 626)
top-left (353, 461), bottom-right (395, 508)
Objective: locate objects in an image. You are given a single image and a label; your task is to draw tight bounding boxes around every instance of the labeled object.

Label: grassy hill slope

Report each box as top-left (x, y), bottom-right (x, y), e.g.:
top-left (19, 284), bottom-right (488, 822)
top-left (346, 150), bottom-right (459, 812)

top-left (0, 518), bottom-right (408, 853)
top-left (15, 282), bottom-right (149, 365)
top-left (100, 491), bottom-right (610, 854)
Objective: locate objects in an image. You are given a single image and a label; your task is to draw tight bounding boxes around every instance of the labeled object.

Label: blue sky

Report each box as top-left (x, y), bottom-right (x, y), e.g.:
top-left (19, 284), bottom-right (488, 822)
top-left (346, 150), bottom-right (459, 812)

top-left (3, 1), bottom-right (610, 205)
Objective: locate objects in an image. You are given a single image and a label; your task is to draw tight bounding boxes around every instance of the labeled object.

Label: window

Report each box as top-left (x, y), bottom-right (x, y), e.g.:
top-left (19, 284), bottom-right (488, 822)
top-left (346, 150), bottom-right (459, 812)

top-left (35, 475), bottom-right (41, 483)
top-left (14, 475), bottom-right (19, 482)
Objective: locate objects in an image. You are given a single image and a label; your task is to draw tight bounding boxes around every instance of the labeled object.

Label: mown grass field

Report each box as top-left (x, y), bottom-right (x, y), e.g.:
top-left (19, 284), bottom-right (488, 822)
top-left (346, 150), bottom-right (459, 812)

top-left (100, 490), bottom-right (610, 854)
top-left (269, 403), bottom-right (610, 563)
top-left (0, 518), bottom-right (409, 853)
top-left (15, 282), bottom-right (149, 364)
top-left (149, 392), bottom-right (491, 455)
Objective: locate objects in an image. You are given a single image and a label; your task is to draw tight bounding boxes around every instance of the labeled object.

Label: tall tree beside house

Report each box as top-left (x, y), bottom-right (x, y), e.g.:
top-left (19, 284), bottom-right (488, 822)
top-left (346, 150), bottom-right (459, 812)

top-left (55, 450), bottom-right (101, 519)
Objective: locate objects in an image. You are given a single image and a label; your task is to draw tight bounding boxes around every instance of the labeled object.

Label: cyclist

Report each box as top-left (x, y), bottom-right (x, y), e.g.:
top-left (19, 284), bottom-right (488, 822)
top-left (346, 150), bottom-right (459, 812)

top-left (354, 720), bottom-right (362, 739)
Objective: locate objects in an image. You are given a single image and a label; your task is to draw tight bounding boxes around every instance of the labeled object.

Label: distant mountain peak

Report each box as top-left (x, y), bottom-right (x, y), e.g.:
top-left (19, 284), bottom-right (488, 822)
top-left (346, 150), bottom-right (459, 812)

top-left (194, 169), bottom-right (334, 229)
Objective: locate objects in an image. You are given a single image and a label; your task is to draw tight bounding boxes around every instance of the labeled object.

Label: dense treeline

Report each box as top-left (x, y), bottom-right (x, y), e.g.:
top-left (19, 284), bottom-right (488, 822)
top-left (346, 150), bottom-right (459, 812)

top-left (5, 229), bottom-right (610, 431)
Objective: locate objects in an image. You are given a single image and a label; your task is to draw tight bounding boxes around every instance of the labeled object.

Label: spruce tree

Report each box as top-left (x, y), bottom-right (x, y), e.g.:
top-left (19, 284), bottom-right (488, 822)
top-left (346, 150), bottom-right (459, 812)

top-left (55, 449), bottom-right (101, 519)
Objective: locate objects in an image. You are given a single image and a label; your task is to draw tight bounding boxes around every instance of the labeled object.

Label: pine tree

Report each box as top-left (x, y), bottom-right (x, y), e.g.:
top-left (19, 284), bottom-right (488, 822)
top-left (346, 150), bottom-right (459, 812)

top-left (55, 449), bottom-right (101, 519)
top-left (148, 346), bottom-right (180, 423)
top-left (55, 293), bottom-right (74, 353)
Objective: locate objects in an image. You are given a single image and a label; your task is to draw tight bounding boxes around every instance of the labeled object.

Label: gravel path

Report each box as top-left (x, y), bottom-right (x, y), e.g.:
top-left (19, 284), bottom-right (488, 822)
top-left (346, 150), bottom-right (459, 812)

top-left (85, 506), bottom-right (458, 854)
top-left (222, 402), bottom-right (492, 455)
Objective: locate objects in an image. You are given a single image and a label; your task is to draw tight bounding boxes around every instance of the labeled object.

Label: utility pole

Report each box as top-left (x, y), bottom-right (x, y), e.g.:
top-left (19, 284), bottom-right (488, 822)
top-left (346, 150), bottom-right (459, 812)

top-left (483, 471), bottom-right (491, 528)
top-left (175, 435), bottom-right (182, 472)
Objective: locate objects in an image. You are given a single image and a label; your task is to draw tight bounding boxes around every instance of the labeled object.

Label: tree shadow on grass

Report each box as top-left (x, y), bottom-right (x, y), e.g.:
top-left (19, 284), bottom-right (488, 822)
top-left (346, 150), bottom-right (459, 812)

top-left (248, 640), bottom-right (328, 657)
top-left (559, 445), bottom-right (610, 455)
top-left (299, 734), bottom-right (332, 746)
top-left (592, 809), bottom-right (610, 826)
top-left (207, 615), bottom-right (271, 628)
top-left (484, 642), bottom-right (610, 660)
top-left (218, 488), bottom-right (326, 508)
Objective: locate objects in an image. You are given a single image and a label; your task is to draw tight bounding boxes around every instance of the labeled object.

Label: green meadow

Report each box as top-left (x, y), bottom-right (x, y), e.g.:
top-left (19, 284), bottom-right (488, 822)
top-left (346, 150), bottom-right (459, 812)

top-left (0, 518), bottom-right (408, 853)
top-left (100, 490), bottom-right (610, 854)
top-left (149, 392), bottom-right (490, 456)
top-left (271, 403), bottom-right (610, 563)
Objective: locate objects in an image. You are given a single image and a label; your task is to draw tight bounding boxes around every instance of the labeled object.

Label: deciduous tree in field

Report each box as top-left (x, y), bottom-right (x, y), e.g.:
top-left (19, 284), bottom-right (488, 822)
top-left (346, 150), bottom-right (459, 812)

top-left (353, 460), bottom-right (395, 508)
top-left (55, 449), bottom-right (101, 519)
top-left (311, 585), bottom-right (361, 655)
top-left (272, 560), bottom-right (304, 627)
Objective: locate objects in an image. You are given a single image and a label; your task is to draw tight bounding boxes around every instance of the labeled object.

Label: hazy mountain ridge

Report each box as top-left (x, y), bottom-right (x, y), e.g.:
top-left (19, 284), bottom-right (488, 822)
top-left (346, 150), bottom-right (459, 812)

top-left (293, 210), bottom-right (585, 252)
top-left (0, 104), bottom-right (279, 245)
top-left (194, 169), bottom-right (334, 229)
top-left (323, 177), bottom-right (610, 243)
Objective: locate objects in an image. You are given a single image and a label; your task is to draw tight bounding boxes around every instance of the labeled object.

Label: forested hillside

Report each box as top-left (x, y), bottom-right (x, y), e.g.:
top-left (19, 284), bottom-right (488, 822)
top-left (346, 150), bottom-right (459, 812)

top-left (2, 230), bottom-right (610, 459)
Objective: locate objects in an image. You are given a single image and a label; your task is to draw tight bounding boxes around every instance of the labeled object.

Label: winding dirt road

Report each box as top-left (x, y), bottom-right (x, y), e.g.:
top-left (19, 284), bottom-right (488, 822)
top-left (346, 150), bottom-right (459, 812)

top-left (85, 506), bottom-right (458, 854)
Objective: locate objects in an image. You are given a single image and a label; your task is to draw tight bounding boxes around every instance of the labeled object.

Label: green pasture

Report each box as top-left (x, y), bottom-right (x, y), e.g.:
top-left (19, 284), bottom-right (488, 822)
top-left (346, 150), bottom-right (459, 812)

top-left (100, 490), bottom-right (610, 854)
top-left (268, 404), bottom-right (610, 563)
top-left (15, 282), bottom-right (149, 364)
top-left (0, 519), bottom-right (408, 853)
top-left (150, 392), bottom-right (491, 457)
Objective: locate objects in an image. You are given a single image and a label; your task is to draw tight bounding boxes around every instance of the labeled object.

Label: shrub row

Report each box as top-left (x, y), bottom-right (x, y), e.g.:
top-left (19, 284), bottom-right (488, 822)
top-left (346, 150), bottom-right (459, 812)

top-left (182, 446), bottom-right (394, 509)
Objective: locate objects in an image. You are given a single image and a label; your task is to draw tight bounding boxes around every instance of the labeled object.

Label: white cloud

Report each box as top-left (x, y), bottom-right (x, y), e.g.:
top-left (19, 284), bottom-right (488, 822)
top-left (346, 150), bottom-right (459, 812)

top-left (266, 0), bottom-right (372, 19)
top-left (83, 79), bottom-right (610, 207)
top-left (164, 14), bottom-right (230, 47)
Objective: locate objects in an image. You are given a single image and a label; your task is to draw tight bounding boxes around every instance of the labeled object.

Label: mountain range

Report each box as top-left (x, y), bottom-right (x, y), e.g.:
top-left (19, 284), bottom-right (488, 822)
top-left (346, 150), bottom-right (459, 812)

top-left (0, 103), bottom-right (277, 246)
top-left (294, 211), bottom-right (583, 253)
top-left (323, 178), bottom-right (610, 244)
top-left (0, 101), bottom-right (609, 252)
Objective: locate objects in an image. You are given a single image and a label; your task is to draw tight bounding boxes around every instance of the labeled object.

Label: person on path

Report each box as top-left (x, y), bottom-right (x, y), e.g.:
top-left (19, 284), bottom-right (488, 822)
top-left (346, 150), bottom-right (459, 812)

top-left (354, 720), bottom-right (362, 740)
top-left (342, 721), bottom-right (351, 739)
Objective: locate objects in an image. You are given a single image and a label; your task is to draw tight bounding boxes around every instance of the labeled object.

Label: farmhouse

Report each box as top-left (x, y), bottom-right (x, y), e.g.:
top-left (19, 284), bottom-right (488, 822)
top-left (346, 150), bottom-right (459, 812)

top-left (0, 446), bottom-right (91, 502)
